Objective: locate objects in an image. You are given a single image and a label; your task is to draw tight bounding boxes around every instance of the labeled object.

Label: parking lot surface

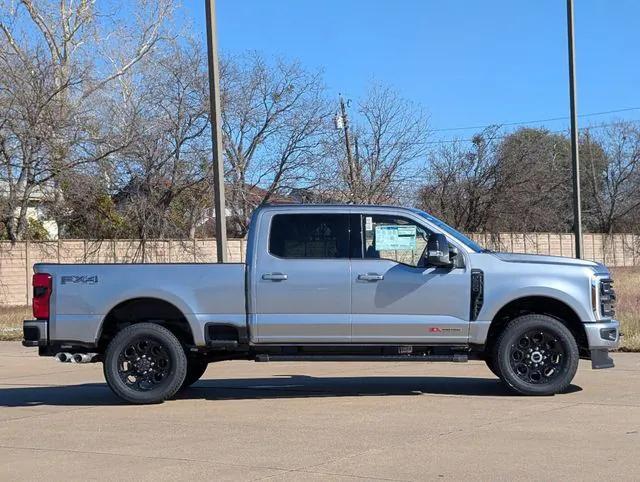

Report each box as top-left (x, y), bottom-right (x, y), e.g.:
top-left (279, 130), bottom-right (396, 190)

top-left (1, 342), bottom-right (639, 481)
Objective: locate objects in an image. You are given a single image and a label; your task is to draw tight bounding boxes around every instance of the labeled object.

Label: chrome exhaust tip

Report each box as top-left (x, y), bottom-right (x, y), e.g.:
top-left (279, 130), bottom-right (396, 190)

top-left (55, 352), bottom-right (73, 363)
top-left (72, 353), bottom-right (98, 363)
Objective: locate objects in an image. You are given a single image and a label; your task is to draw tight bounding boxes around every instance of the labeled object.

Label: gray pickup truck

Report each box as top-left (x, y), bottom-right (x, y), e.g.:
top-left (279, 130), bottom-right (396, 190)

top-left (23, 204), bottom-right (619, 403)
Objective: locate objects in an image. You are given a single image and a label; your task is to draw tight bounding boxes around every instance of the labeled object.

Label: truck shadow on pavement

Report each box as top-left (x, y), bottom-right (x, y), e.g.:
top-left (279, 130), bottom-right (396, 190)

top-left (0, 375), bottom-right (581, 407)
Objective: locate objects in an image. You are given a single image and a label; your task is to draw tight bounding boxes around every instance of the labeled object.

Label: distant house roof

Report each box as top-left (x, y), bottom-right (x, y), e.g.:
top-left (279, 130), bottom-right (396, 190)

top-left (287, 187), bottom-right (344, 204)
top-left (0, 180), bottom-right (58, 202)
top-left (231, 184), bottom-right (294, 206)
top-left (113, 177), bottom-right (295, 209)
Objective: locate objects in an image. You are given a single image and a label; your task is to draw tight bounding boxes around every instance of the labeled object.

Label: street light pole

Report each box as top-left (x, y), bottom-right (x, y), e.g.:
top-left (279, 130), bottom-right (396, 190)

top-left (205, 0), bottom-right (228, 262)
top-left (566, 0), bottom-right (583, 259)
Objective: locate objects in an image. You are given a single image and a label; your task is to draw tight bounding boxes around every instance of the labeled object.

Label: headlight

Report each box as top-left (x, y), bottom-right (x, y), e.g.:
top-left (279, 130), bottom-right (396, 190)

top-left (592, 275), bottom-right (616, 319)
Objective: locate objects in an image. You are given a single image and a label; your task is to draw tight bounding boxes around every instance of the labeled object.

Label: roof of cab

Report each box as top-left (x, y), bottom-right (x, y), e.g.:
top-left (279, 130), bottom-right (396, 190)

top-left (259, 202), bottom-right (411, 210)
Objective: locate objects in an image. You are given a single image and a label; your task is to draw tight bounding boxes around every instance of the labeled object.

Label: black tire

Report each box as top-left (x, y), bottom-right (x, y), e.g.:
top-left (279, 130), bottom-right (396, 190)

top-left (181, 358), bottom-right (208, 389)
top-left (484, 356), bottom-right (501, 378)
top-left (494, 314), bottom-right (579, 396)
top-left (103, 323), bottom-right (187, 404)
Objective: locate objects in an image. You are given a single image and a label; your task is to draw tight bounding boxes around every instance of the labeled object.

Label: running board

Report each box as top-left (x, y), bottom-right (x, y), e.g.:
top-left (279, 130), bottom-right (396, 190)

top-left (206, 340), bottom-right (239, 350)
top-left (255, 354), bottom-right (468, 363)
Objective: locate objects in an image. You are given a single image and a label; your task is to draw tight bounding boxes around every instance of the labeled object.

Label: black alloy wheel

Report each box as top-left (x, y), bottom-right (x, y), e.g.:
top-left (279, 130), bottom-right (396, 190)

top-left (494, 314), bottom-right (579, 396)
top-left (104, 323), bottom-right (187, 404)
top-left (508, 328), bottom-right (567, 385)
top-left (117, 337), bottom-right (172, 391)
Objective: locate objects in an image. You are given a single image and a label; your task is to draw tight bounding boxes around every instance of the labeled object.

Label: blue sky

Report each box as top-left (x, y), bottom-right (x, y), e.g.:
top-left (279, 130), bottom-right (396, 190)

top-left (184, 0), bottom-right (639, 141)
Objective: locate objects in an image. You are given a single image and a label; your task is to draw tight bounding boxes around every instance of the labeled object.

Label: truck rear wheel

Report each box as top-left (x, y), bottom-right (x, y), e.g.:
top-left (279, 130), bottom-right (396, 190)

top-left (103, 323), bottom-right (187, 404)
top-left (494, 314), bottom-right (579, 396)
top-left (484, 357), bottom-right (501, 378)
top-left (181, 358), bottom-right (209, 389)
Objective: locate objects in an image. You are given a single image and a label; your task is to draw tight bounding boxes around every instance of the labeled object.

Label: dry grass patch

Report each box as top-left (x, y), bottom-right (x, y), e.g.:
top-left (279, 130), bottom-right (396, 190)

top-left (0, 305), bottom-right (30, 341)
top-left (611, 267), bottom-right (640, 351)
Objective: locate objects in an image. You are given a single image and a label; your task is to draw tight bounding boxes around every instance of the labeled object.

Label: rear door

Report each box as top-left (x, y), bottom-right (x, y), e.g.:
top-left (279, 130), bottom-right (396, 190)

top-left (350, 213), bottom-right (471, 344)
top-left (251, 211), bottom-right (353, 343)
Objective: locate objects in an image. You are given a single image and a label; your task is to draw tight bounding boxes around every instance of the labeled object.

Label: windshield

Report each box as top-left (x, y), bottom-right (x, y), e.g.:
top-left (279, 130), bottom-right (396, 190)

top-left (411, 209), bottom-right (485, 253)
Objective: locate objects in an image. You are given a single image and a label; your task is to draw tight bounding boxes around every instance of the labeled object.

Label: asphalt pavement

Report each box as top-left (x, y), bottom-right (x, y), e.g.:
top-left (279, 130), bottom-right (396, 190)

top-left (1, 342), bottom-right (639, 481)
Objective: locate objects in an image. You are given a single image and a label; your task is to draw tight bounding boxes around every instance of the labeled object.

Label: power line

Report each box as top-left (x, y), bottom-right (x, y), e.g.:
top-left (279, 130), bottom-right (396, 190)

top-left (431, 107), bottom-right (640, 133)
top-left (423, 119), bottom-right (640, 146)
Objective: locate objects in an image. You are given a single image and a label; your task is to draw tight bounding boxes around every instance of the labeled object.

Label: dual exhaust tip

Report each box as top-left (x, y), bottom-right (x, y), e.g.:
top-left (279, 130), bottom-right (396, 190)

top-left (55, 352), bottom-right (98, 363)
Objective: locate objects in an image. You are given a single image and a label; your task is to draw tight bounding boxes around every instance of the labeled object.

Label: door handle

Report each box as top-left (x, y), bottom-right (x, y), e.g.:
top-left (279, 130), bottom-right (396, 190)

top-left (262, 272), bottom-right (288, 281)
top-left (357, 273), bottom-right (384, 282)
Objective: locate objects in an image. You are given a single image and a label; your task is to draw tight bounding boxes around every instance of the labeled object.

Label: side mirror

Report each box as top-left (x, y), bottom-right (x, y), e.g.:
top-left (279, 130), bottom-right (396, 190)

top-left (426, 233), bottom-right (453, 267)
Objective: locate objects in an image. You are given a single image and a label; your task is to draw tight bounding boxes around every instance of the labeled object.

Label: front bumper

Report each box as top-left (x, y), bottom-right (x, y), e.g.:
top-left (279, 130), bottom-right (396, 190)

top-left (22, 319), bottom-right (48, 347)
top-left (584, 319), bottom-right (620, 349)
top-left (584, 319), bottom-right (619, 369)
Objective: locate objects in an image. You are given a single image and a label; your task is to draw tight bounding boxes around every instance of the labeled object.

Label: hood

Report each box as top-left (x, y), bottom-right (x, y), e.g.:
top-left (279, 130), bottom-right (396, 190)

top-left (492, 252), bottom-right (604, 270)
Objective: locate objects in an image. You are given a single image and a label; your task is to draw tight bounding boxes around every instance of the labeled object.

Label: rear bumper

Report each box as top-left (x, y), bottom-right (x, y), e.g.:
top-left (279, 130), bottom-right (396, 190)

top-left (22, 319), bottom-right (48, 347)
top-left (584, 319), bottom-right (619, 369)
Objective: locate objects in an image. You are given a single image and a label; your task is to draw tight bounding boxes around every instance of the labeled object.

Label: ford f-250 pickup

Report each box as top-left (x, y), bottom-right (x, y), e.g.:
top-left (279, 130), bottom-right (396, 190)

top-left (22, 204), bottom-right (619, 403)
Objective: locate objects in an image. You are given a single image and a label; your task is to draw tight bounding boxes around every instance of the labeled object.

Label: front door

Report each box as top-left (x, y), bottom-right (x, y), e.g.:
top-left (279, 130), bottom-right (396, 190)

top-left (252, 211), bottom-right (353, 343)
top-left (350, 214), bottom-right (470, 344)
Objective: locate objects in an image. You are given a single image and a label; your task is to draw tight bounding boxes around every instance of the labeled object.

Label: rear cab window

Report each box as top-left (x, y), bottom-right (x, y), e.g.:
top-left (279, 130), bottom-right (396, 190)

top-left (268, 213), bottom-right (351, 259)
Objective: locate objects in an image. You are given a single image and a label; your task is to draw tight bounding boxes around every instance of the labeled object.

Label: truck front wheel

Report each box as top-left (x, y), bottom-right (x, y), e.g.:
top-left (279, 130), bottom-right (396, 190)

top-left (494, 314), bottom-right (579, 396)
top-left (181, 358), bottom-right (209, 389)
top-left (103, 323), bottom-right (187, 404)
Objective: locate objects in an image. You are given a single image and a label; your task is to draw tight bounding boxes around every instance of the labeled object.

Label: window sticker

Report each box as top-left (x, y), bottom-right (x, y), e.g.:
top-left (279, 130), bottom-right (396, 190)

top-left (374, 225), bottom-right (417, 251)
top-left (365, 216), bottom-right (373, 231)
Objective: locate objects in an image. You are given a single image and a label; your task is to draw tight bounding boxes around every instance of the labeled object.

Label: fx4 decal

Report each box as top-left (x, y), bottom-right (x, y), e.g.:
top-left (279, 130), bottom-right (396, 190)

top-left (61, 275), bottom-right (98, 285)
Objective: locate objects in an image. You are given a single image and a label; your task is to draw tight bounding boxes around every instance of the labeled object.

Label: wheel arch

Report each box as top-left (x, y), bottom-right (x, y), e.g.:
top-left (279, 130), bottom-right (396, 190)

top-left (97, 297), bottom-right (196, 350)
top-left (485, 295), bottom-right (588, 356)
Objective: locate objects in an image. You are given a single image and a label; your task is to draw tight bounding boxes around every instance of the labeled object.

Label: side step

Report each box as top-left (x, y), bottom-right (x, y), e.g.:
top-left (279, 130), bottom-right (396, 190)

top-left (255, 354), bottom-right (468, 363)
top-left (206, 340), bottom-right (239, 350)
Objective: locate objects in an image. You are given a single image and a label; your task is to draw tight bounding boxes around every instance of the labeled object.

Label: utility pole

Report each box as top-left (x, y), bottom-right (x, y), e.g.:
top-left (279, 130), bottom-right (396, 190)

top-left (567, 0), bottom-right (583, 259)
top-left (205, 0), bottom-right (228, 262)
top-left (339, 96), bottom-right (357, 200)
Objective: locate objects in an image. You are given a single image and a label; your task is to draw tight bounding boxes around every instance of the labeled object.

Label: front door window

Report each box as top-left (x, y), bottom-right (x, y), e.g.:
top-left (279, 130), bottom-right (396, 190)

top-left (363, 215), bottom-right (431, 268)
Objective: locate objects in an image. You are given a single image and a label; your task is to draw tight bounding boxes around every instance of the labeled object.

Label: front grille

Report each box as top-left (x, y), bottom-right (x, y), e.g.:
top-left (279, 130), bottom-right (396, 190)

top-left (600, 278), bottom-right (616, 318)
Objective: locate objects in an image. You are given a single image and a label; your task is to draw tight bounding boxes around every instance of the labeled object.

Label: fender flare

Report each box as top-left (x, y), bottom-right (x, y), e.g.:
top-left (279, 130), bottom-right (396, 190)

top-left (483, 286), bottom-right (588, 323)
top-left (95, 290), bottom-right (202, 345)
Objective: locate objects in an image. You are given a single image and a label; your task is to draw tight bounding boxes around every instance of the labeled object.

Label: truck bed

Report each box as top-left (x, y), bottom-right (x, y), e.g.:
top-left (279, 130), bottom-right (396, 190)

top-left (34, 262), bottom-right (247, 346)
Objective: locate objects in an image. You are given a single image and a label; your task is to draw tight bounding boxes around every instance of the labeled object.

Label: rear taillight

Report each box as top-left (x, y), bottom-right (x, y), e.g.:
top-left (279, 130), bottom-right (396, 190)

top-left (33, 273), bottom-right (52, 320)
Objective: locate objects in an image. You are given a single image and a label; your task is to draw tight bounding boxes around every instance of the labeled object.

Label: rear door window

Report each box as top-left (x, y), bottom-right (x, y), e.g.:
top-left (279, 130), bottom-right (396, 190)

top-left (269, 214), bottom-right (350, 259)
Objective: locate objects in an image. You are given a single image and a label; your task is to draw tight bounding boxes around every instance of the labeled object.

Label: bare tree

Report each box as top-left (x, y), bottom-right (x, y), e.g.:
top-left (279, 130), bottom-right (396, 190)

top-left (108, 39), bottom-right (211, 241)
top-left (220, 53), bottom-right (330, 236)
top-left (0, 43), bottom-right (52, 240)
top-left (421, 128), bottom-right (569, 232)
top-left (493, 128), bottom-right (575, 232)
top-left (583, 121), bottom-right (640, 233)
top-left (0, 0), bottom-right (174, 240)
top-left (326, 85), bottom-right (430, 204)
top-left (420, 126), bottom-right (617, 234)
top-left (419, 128), bottom-right (505, 231)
